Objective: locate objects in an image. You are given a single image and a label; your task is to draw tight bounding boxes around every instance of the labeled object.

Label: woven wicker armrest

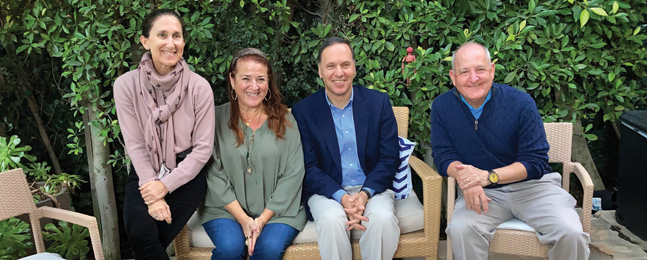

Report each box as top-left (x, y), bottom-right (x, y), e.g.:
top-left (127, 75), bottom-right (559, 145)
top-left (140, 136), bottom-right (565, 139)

top-left (571, 162), bottom-right (593, 233)
top-left (37, 206), bottom-right (105, 260)
top-left (407, 156), bottom-right (442, 240)
top-left (446, 177), bottom-right (456, 222)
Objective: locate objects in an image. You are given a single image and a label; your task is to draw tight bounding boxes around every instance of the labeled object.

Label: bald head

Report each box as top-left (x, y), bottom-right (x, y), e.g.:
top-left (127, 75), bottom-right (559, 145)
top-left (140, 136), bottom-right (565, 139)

top-left (452, 42), bottom-right (491, 71)
top-left (448, 41), bottom-right (496, 108)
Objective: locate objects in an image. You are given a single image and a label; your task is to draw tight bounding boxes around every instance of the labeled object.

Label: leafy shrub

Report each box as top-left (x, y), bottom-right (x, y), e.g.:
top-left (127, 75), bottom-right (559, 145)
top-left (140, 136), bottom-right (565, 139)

top-left (43, 221), bottom-right (90, 260)
top-left (0, 218), bottom-right (33, 260)
top-left (0, 136), bottom-right (36, 172)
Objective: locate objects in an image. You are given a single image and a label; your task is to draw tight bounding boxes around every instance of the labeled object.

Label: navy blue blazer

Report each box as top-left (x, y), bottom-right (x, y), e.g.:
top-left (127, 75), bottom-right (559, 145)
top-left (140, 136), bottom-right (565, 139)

top-left (292, 85), bottom-right (399, 218)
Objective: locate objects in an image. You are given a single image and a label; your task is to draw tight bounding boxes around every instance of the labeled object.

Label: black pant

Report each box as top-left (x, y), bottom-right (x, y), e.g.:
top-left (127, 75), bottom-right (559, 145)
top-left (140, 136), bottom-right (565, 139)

top-left (123, 153), bottom-right (207, 260)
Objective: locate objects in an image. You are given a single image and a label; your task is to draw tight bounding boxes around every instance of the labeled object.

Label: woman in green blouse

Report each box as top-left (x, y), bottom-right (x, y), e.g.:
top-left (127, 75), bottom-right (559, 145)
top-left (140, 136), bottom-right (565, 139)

top-left (197, 48), bottom-right (306, 260)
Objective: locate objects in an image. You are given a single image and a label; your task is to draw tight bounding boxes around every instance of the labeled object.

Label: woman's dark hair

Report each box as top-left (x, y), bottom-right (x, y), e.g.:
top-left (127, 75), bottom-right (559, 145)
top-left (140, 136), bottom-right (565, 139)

top-left (227, 48), bottom-right (290, 147)
top-left (141, 9), bottom-right (186, 38)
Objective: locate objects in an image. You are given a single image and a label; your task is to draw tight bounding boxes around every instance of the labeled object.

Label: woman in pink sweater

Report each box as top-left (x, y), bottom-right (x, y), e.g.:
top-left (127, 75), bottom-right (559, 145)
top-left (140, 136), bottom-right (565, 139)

top-left (114, 9), bottom-right (215, 260)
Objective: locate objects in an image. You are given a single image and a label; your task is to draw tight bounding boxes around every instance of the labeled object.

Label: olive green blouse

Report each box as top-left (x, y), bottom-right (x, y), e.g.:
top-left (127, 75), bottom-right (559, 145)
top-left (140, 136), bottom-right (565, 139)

top-left (197, 103), bottom-right (306, 231)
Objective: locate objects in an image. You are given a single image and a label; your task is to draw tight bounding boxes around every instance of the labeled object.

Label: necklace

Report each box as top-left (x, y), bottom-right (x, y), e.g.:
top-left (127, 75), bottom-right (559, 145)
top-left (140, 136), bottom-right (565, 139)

top-left (242, 107), bottom-right (263, 127)
top-left (245, 131), bottom-right (255, 174)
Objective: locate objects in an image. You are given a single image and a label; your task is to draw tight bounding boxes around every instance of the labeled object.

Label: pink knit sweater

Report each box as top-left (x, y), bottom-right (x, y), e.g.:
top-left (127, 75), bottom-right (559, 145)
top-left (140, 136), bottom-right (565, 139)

top-left (114, 69), bottom-right (215, 193)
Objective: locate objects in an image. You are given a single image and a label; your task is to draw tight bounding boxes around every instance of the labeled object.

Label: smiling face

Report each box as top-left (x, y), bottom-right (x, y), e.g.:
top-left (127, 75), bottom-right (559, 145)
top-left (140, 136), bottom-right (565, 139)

top-left (230, 58), bottom-right (269, 111)
top-left (449, 43), bottom-right (496, 108)
top-left (140, 15), bottom-right (185, 75)
top-left (318, 43), bottom-right (356, 105)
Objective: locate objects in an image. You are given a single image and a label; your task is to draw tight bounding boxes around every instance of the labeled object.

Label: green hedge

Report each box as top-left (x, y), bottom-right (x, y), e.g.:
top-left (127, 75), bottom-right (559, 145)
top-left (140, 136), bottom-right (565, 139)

top-left (2, 0), bottom-right (646, 158)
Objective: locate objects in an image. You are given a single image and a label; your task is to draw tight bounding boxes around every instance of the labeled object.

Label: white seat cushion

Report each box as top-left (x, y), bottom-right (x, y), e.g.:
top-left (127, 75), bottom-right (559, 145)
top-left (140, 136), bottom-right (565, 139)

top-left (19, 253), bottom-right (65, 260)
top-left (495, 218), bottom-right (536, 232)
top-left (187, 192), bottom-right (425, 247)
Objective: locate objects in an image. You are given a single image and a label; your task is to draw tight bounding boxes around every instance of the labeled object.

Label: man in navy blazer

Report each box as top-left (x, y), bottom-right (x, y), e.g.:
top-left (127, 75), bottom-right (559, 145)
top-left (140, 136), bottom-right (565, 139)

top-left (292, 37), bottom-right (400, 260)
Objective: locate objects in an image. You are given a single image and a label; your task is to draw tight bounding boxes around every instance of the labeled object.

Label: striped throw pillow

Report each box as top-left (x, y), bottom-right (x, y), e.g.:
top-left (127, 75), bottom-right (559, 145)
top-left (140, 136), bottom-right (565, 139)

top-left (392, 136), bottom-right (416, 200)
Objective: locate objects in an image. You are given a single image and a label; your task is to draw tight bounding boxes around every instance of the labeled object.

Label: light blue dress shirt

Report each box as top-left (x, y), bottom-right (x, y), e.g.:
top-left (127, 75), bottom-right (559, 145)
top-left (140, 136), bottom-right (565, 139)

top-left (460, 89), bottom-right (492, 119)
top-left (325, 90), bottom-right (374, 203)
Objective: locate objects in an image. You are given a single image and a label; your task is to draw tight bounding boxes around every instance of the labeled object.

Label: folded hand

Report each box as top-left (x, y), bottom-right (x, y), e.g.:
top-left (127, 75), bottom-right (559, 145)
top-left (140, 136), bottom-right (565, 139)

top-left (147, 199), bottom-right (172, 224)
top-left (140, 180), bottom-right (169, 205)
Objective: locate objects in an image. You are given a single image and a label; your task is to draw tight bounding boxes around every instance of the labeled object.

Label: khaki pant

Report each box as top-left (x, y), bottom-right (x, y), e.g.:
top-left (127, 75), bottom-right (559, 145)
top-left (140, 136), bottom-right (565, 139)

top-left (308, 186), bottom-right (400, 260)
top-left (447, 172), bottom-right (590, 260)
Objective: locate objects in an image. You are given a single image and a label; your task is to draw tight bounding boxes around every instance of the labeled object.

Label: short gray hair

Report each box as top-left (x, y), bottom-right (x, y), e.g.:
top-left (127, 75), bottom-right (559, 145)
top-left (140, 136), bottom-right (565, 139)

top-left (451, 42), bottom-right (491, 71)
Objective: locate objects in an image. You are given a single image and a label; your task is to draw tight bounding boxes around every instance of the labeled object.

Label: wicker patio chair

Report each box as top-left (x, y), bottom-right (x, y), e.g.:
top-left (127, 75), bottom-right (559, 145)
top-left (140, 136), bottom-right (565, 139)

top-left (446, 122), bottom-right (594, 259)
top-left (0, 168), bottom-right (104, 260)
top-left (174, 106), bottom-right (443, 260)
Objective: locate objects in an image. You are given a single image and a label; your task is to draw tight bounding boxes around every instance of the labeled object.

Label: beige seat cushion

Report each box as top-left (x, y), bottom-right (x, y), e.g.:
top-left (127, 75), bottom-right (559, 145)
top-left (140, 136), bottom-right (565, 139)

top-left (187, 192), bottom-right (424, 247)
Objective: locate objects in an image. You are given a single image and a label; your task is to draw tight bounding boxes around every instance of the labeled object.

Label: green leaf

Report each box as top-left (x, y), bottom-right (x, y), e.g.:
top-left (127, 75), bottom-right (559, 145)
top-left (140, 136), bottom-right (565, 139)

top-left (520, 25), bottom-right (535, 34)
top-left (308, 39), bottom-right (320, 48)
top-left (519, 20), bottom-right (527, 32)
top-left (528, 0), bottom-right (536, 13)
top-left (634, 27), bottom-right (641, 36)
top-left (588, 69), bottom-right (603, 75)
top-left (203, 29), bottom-right (212, 39)
top-left (561, 35), bottom-right (569, 48)
top-left (608, 72), bottom-right (615, 81)
top-left (590, 8), bottom-right (608, 16)
top-left (590, 42), bottom-right (606, 48)
top-left (16, 45), bottom-right (29, 54)
top-left (384, 42), bottom-right (395, 52)
top-left (580, 9), bottom-right (590, 28)
top-left (74, 32), bottom-right (85, 40)
top-left (349, 14), bottom-right (359, 23)
top-left (584, 134), bottom-right (598, 141)
top-left (585, 124), bottom-right (593, 132)
top-left (504, 70), bottom-right (517, 83)
top-left (612, 2), bottom-right (619, 14)
top-left (324, 24), bottom-right (332, 37)
top-left (575, 64), bottom-right (587, 70)
top-left (240, 0), bottom-right (245, 8)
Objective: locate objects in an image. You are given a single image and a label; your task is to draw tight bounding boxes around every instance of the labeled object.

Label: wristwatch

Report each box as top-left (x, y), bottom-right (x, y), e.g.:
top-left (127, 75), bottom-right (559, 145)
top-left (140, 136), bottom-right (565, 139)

top-left (360, 189), bottom-right (373, 202)
top-left (488, 170), bottom-right (499, 185)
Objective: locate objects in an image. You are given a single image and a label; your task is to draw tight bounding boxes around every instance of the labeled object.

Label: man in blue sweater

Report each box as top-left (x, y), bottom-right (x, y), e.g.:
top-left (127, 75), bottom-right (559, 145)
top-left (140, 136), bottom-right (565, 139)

top-left (431, 42), bottom-right (590, 260)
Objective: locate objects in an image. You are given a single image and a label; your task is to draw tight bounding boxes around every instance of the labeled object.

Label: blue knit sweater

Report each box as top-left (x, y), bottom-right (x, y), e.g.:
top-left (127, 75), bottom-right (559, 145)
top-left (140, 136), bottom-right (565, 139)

top-left (430, 83), bottom-right (552, 187)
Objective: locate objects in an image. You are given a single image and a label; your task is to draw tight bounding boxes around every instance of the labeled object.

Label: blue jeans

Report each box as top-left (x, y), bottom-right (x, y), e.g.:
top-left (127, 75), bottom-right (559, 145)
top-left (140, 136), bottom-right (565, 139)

top-left (202, 218), bottom-right (299, 260)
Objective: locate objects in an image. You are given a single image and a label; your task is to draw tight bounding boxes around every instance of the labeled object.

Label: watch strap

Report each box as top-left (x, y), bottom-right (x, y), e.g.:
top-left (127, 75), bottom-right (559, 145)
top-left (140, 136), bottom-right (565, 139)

top-left (488, 170), bottom-right (499, 185)
top-left (361, 189), bottom-right (373, 201)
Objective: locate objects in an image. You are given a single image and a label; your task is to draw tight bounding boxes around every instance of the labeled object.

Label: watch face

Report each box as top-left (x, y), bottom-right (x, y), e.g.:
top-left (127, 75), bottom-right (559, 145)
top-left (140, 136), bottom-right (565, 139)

top-left (489, 173), bottom-right (499, 183)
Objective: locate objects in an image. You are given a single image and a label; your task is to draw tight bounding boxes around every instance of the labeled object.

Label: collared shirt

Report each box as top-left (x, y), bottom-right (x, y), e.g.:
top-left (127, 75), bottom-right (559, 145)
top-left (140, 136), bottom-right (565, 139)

top-left (460, 90), bottom-right (492, 119)
top-left (325, 89), bottom-right (374, 203)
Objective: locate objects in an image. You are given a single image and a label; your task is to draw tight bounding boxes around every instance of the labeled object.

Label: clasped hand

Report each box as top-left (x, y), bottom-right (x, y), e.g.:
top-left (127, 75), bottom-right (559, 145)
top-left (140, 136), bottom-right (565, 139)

top-left (142, 180), bottom-right (171, 223)
top-left (341, 192), bottom-right (370, 231)
top-left (454, 164), bottom-right (491, 214)
top-left (140, 180), bottom-right (169, 205)
top-left (242, 216), bottom-right (267, 256)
